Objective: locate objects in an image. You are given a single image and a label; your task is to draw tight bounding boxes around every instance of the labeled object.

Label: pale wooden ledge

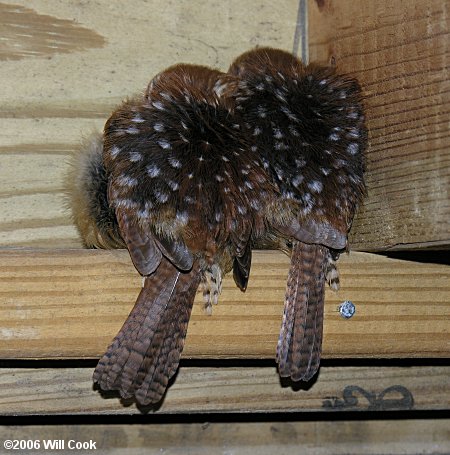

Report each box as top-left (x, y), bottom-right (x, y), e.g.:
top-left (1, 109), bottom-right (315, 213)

top-left (0, 249), bottom-right (449, 359)
top-left (0, 365), bottom-right (448, 415)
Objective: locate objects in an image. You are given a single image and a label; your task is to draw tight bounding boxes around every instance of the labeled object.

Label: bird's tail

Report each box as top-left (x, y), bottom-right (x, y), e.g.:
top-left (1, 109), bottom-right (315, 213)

top-left (276, 241), bottom-right (326, 381)
top-left (93, 258), bottom-right (201, 405)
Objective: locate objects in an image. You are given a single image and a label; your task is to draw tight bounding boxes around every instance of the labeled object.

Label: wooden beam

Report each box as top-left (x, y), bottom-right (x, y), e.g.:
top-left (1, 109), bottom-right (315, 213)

top-left (0, 249), bottom-right (448, 359)
top-left (309, 0), bottom-right (450, 251)
top-left (0, 365), bottom-right (448, 415)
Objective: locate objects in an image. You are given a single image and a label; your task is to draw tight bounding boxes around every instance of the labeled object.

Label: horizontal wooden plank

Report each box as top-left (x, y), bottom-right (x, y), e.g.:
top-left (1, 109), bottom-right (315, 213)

top-left (0, 365), bottom-right (448, 415)
top-left (308, 0), bottom-right (450, 251)
top-left (0, 249), bottom-right (449, 359)
top-left (2, 419), bottom-right (450, 454)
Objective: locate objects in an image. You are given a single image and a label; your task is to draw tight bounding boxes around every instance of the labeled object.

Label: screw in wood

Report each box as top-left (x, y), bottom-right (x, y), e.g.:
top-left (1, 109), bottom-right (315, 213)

top-left (339, 300), bottom-right (356, 319)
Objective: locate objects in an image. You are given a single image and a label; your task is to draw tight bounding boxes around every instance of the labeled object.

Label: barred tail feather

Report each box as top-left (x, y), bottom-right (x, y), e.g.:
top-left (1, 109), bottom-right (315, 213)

top-left (276, 242), bottom-right (326, 381)
top-left (134, 267), bottom-right (200, 404)
top-left (93, 258), bottom-right (200, 404)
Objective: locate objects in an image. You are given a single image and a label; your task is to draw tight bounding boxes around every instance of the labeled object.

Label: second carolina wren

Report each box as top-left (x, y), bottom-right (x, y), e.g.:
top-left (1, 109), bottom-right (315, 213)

top-left (66, 132), bottom-right (123, 249)
top-left (229, 47), bottom-right (367, 382)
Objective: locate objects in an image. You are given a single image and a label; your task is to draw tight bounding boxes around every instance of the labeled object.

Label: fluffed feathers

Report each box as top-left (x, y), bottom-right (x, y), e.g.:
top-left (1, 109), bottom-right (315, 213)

top-left (229, 47), bottom-right (367, 243)
top-left (65, 131), bottom-right (124, 249)
top-left (103, 64), bottom-right (273, 277)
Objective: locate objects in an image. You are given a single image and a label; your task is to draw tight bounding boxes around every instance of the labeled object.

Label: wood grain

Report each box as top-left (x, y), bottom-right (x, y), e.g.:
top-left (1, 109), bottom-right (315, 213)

top-left (0, 249), bottom-right (448, 359)
top-left (2, 420), bottom-right (449, 454)
top-left (0, 3), bottom-right (105, 61)
top-left (308, 0), bottom-right (450, 251)
top-left (0, 0), bottom-right (299, 248)
top-left (2, 0), bottom-right (448, 441)
top-left (0, 365), bottom-right (448, 414)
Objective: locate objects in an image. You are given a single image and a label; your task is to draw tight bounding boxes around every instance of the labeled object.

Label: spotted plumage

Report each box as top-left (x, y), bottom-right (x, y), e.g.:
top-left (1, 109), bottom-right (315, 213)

top-left (92, 64), bottom-right (275, 405)
top-left (67, 48), bottom-right (366, 401)
top-left (229, 47), bottom-right (367, 382)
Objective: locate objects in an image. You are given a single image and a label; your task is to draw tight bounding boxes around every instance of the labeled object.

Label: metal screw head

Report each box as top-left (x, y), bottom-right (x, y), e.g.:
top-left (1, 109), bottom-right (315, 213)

top-left (339, 300), bottom-right (356, 319)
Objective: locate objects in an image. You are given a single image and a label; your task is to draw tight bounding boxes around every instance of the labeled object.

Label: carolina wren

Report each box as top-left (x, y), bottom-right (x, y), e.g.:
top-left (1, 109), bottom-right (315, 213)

top-left (229, 47), bottom-right (367, 381)
top-left (66, 131), bottom-right (124, 249)
top-left (81, 64), bottom-right (275, 405)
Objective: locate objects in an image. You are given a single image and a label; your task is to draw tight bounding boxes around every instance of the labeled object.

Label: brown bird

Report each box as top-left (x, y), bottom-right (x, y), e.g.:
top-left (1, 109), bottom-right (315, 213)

top-left (87, 64), bottom-right (275, 405)
top-left (229, 47), bottom-right (367, 381)
top-left (66, 131), bottom-right (124, 249)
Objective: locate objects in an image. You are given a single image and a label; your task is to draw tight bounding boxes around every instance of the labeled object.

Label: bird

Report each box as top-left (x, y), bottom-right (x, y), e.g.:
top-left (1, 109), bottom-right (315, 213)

top-left (66, 131), bottom-right (124, 249)
top-left (229, 47), bottom-right (367, 382)
top-left (87, 63), bottom-right (275, 405)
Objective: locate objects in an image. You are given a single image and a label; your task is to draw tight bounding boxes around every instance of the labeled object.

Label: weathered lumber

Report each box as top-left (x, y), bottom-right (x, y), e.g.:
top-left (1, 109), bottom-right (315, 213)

top-left (0, 365), bottom-right (448, 414)
top-left (308, 0), bottom-right (450, 251)
top-left (1, 420), bottom-right (449, 454)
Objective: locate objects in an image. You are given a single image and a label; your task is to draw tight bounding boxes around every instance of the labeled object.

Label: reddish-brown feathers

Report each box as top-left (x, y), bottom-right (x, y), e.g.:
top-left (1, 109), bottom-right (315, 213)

top-left (229, 47), bottom-right (366, 381)
top-left (69, 48), bottom-right (366, 405)
top-left (92, 64), bottom-right (274, 405)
